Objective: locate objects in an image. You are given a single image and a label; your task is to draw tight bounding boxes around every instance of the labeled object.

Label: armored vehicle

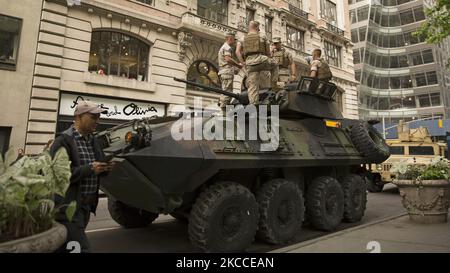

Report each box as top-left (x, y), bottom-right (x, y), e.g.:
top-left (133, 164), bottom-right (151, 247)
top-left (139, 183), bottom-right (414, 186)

top-left (96, 76), bottom-right (390, 252)
top-left (367, 124), bottom-right (446, 192)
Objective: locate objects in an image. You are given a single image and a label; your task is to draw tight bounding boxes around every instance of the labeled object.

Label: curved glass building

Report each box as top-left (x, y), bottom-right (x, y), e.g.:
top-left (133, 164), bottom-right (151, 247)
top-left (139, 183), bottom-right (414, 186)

top-left (350, 0), bottom-right (450, 123)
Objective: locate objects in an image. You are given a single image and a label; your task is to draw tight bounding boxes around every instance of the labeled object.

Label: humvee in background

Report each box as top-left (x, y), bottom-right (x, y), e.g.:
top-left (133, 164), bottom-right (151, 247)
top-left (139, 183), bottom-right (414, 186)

top-left (366, 123), bottom-right (447, 192)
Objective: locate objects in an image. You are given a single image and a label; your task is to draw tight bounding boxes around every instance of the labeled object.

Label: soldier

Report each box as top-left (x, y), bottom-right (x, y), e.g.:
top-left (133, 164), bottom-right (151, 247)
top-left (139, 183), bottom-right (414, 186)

top-left (309, 48), bottom-right (333, 82)
top-left (218, 32), bottom-right (243, 112)
top-left (236, 21), bottom-right (279, 105)
top-left (271, 37), bottom-right (297, 85)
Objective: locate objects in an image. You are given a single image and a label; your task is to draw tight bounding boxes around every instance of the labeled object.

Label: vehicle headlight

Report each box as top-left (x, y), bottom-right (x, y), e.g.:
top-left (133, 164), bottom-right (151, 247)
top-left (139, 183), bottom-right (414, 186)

top-left (124, 119), bottom-right (152, 149)
top-left (125, 131), bottom-right (136, 144)
top-left (376, 164), bottom-right (382, 171)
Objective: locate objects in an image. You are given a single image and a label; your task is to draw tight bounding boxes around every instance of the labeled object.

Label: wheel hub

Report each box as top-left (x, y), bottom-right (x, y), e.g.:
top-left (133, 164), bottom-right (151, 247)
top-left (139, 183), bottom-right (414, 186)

top-left (326, 193), bottom-right (337, 216)
top-left (222, 207), bottom-right (242, 237)
top-left (352, 189), bottom-right (361, 208)
top-left (277, 199), bottom-right (294, 225)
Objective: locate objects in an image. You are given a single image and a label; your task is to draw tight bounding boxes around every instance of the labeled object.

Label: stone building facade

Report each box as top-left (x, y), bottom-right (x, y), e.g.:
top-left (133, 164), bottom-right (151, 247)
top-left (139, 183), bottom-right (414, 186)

top-left (0, 0), bottom-right (357, 155)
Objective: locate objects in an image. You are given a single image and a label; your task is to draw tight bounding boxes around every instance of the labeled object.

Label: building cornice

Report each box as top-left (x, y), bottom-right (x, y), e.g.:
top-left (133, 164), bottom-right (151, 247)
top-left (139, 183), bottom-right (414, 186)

top-left (47, 0), bottom-right (181, 32)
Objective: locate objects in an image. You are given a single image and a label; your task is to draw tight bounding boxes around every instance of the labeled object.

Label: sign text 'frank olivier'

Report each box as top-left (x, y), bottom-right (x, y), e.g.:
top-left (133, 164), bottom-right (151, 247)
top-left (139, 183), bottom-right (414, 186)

top-left (59, 93), bottom-right (165, 120)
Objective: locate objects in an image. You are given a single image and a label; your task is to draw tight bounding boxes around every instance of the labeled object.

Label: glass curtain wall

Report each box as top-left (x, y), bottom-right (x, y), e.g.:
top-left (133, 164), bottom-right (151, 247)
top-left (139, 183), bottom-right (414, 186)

top-left (352, 0), bottom-right (444, 122)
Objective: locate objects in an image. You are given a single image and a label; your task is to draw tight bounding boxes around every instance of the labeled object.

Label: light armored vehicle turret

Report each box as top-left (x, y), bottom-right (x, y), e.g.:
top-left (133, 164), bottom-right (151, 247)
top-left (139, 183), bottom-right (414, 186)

top-left (96, 76), bottom-right (390, 252)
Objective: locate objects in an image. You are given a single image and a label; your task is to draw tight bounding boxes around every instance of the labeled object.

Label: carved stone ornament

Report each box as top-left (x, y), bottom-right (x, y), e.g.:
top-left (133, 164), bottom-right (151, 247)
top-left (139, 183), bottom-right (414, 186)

top-left (247, 0), bottom-right (257, 9)
top-left (178, 32), bottom-right (193, 61)
top-left (395, 179), bottom-right (450, 224)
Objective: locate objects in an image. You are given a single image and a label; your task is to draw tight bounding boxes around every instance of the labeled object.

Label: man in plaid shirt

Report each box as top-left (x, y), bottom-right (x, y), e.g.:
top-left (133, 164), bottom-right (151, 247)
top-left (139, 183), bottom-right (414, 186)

top-left (50, 100), bottom-right (113, 252)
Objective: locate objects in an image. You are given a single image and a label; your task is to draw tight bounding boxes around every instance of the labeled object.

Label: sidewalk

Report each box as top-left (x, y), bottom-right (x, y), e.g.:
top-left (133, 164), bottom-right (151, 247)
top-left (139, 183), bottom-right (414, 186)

top-left (271, 214), bottom-right (450, 253)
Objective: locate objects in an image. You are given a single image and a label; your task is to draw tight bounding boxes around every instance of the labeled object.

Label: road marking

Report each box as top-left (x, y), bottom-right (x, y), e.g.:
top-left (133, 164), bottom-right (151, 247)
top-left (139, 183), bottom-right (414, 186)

top-left (86, 218), bottom-right (178, 233)
top-left (86, 227), bottom-right (122, 233)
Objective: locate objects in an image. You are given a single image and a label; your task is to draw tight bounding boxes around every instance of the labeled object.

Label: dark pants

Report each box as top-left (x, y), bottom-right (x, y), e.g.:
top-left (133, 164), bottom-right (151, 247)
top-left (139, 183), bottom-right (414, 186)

top-left (56, 197), bottom-right (95, 253)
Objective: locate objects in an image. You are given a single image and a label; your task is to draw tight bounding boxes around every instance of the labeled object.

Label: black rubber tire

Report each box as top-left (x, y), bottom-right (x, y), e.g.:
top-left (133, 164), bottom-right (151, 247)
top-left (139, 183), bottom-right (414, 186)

top-left (350, 122), bottom-right (390, 164)
top-left (306, 176), bottom-right (344, 231)
top-left (256, 179), bottom-right (305, 244)
top-left (107, 197), bottom-right (158, 228)
top-left (188, 182), bottom-right (258, 253)
top-left (341, 174), bottom-right (367, 223)
top-left (365, 173), bottom-right (384, 193)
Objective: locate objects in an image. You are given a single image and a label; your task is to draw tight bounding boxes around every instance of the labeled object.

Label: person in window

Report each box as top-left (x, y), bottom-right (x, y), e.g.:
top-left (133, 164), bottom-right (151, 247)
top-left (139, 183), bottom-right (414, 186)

top-left (217, 32), bottom-right (243, 112)
top-left (271, 37), bottom-right (297, 86)
top-left (236, 21), bottom-right (279, 105)
top-left (308, 48), bottom-right (333, 82)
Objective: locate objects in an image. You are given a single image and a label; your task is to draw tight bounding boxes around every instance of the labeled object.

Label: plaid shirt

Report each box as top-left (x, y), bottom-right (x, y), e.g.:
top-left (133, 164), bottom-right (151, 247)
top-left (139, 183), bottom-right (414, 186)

top-left (72, 126), bottom-right (98, 196)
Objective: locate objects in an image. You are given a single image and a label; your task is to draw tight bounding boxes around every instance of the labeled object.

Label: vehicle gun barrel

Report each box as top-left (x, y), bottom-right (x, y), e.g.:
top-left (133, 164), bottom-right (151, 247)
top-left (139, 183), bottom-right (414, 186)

top-left (173, 77), bottom-right (242, 101)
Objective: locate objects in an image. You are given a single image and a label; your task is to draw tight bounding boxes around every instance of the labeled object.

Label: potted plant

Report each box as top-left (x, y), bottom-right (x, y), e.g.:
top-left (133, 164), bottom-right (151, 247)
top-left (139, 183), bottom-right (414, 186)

top-left (391, 158), bottom-right (450, 224)
top-left (0, 147), bottom-right (75, 253)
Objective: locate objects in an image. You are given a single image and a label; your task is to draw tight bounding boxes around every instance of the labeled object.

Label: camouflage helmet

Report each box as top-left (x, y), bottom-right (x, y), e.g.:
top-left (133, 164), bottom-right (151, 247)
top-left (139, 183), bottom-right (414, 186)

top-left (225, 31), bottom-right (236, 38)
top-left (273, 37), bottom-right (282, 43)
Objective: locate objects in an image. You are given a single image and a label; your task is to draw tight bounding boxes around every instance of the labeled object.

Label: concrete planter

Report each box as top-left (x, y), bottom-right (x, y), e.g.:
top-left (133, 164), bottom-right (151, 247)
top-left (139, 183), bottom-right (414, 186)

top-left (394, 179), bottom-right (450, 224)
top-left (0, 222), bottom-right (67, 253)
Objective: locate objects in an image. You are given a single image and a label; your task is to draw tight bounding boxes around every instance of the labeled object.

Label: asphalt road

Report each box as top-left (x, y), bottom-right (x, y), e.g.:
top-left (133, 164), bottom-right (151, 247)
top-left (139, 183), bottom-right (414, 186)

top-left (86, 184), bottom-right (405, 253)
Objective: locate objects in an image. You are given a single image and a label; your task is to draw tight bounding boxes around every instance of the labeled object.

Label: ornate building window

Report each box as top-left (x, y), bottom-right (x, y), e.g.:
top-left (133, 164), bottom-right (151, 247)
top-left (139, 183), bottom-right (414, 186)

top-left (198, 0), bottom-right (228, 25)
top-left (0, 15), bottom-right (22, 70)
top-left (88, 31), bottom-right (149, 81)
top-left (286, 26), bottom-right (305, 52)
top-left (243, 8), bottom-right (255, 30)
top-left (320, 0), bottom-right (337, 24)
top-left (265, 16), bottom-right (273, 41)
top-left (324, 41), bottom-right (341, 67)
top-left (133, 0), bottom-right (153, 5)
top-left (186, 60), bottom-right (220, 90)
top-left (289, 0), bottom-right (303, 9)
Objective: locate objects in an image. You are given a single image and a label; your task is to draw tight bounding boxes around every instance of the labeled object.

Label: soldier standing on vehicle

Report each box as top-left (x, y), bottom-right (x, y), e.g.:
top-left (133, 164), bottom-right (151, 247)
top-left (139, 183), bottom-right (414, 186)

top-left (236, 21), bottom-right (279, 105)
top-left (309, 48), bottom-right (332, 82)
top-left (218, 32), bottom-right (243, 112)
top-left (271, 37), bottom-right (297, 86)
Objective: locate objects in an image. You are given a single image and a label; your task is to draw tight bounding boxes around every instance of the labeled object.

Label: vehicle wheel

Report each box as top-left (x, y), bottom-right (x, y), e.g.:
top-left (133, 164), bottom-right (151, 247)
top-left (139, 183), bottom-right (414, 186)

top-left (350, 122), bottom-right (390, 164)
top-left (188, 182), bottom-right (258, 252)
top-left (341, 174), bottom-right (367, 223)
top-left (306, 176), bottom-right (344, 231)
top-left (108, 197), bottom-right (158, 228)
top-left (256, 179), bottom-right (305, 244)
top-left (365, 173), bottom-right (384, 193)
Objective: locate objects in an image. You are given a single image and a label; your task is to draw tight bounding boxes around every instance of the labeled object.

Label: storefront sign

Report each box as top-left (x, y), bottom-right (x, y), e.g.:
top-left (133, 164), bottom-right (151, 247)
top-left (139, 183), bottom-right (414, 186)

top-left (59, 93), bottom-right (166, 120)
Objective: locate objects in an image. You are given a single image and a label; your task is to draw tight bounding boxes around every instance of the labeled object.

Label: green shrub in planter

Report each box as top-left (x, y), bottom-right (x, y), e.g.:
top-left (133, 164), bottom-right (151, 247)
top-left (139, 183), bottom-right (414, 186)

top-left (419, 158), bottom-right (450, 180)
top-left (0, 147), bottom-right (75, 243)
top-left (390, 160), bottom-right (424, 180)
top-left (390, 158), bottom-right (450, 181)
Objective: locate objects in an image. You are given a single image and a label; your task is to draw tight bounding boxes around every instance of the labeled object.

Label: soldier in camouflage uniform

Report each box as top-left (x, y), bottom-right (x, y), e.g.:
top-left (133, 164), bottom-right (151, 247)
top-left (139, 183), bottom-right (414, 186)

top-left (271, 37), bottom-right (297, 86)
top-left (236, 21), bottom-right (279, 105)
top-left (309, 48), bottom-right (333, 82)
top-left (218, 32), bottom-right (243, 111)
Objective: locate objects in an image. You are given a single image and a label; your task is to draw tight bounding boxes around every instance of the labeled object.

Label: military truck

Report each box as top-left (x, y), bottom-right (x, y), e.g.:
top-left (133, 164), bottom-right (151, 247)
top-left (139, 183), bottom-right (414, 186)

top-left (95, 76), bottom-right (390, 252)
top-left (367, 123), bottom-right (447, 192)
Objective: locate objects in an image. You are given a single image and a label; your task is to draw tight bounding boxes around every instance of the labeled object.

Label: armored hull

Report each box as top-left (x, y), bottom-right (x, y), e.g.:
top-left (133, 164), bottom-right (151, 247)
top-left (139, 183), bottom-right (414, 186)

top-left (97, 77), bottom-right (390, 252)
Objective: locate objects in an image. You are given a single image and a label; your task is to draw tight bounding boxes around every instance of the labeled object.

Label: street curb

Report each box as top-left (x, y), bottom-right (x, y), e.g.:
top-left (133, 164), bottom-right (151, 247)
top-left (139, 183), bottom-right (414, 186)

top-left (269, 212), bottom-right (408, 253)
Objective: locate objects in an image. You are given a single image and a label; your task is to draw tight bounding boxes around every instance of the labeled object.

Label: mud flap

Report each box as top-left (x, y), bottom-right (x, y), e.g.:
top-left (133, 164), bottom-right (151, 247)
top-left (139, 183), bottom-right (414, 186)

top-left (100, 158), bottom-right (166, 214)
